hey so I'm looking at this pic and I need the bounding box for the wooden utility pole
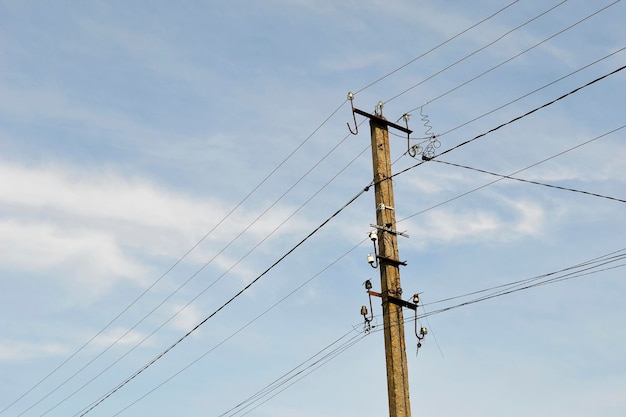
[369,113,412,417]
[349,98,415,417]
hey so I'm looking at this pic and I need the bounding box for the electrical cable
[73,184,371,416]
[432,46,626,138]
[383,0,572,104]
[384,64,626,191]
[110,237,369,417]
[390,46,624,149]
[398,125,625,222]
[353,0,520,94]
[419,260,626,319]
[216,248,626,416]
[17,10,618,414]
[0,98,349,416]
[237,333,367,417]
[432,159,626,204]
[12,9,623,416]
[95,67,625,416]
[397,0,621,113]
[183,55,626,417]
[68,152,372,416]
[34,139,372,417]
[15,107,369,417]
[421,249,626,308]
[16,119,367,417]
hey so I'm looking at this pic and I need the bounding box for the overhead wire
[66,60,626,417]
[383,0,571,105]
[10,3,597,412]
[353,0,520,94]
[397,0,621,113]
[12,5,623,416]
[73,182,372,416]
[389,46,624,149]
[114,98,624,417]
[13,109,366,417]
[433,46,626,138]
[34,136,372,417]
[110,238,370,417]
[422,249,626,308]
[419,256,626,319]
[205,12,626,412]
[215,248,626,415]
[398,125,625,222]
[383,63,626,192]
[0,98,349,416]
[2,0,515,405]
[432,159,626,204]
[11,4,526,404]
[203,66,626,416]
[236,332,367,417]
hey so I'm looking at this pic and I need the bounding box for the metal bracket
[376,255,407,266]
[368,291,417,311]
[370,224,409,238]
[377,203,394,212]
[353,108,413,134]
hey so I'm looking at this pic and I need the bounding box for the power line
[34,141,372,417]
[109,237,369,417]
[11,8,622,415]
[432,159,626,204]
[419,258,626,319]
[385,63,626,190]
[384,0,571,104]
[437,60,625,156]
[433,46,626,138]
[0,99,349,416]
[388,46,624,147]
[74,185,371,416]
[353,0,520,94]
[398,125,625,222]
[19,12,619,415]
[93,97,623,415]
[98,67,624,416]
[215,248,626,416]
[422,249,626,308]
[400,0,621,114]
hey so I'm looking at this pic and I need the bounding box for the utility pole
[349,99,415,417]
[370,114,412,417]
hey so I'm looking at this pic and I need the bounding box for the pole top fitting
[375,101,384,116]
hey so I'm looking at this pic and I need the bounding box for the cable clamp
[370,224,409,238]
[377,203,394,212]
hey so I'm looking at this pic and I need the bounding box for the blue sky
[1,1,625,416]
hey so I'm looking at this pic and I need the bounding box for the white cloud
[505,198,545,237]
[404,195,547,248]
[168,304,203,333]
[0,340,67,362]
[89,327,152,350]
[0,220,147,296]
[0,160,310,304]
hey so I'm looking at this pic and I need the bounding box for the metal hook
[413,295,427,341]
[346,92,358,135]
[402,113,416,157]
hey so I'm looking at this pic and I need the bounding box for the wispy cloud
[0,340,67,362]
[0,160,310,303]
